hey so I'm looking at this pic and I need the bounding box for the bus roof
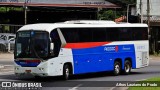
[18,21,148,33]
[64,20,116,24]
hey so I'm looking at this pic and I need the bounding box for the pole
[127,5,129,23]
[147,0,154,53]
[97,7,102,20]
[24,0,28,25]
[97,8,99,20]
[147,0,150,32]
[140,0,143,23]
[114,8,116,20]
[24,6,27,25]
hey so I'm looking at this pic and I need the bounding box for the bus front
[14,30,50,77]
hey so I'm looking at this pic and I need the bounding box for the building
[0,0,120,33]
[0,0,119,24]
[136,0,160,53]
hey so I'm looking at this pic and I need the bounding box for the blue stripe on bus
[72,44,136,74]
[15,61,40,67]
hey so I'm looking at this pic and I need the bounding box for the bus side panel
[72,54,113,74]
[134,41,149,68]
[106,41,149,69]
[72,44,136,74]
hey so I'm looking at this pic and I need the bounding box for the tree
[98,10,115,20]
[98,0,136,20]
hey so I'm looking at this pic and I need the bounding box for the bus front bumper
[14,66,49,77]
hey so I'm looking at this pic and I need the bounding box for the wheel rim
[125,64,130,73]
[115,64,120,74]
[65,68,69,78]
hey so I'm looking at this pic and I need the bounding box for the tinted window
[78,28,92,42]
[50,29,62,57]
[119,28,132,41]
[60,28,79,43]
[60,27,148,43]
[15,31,49,59]
[61,28,106,42]
[132,27,148,40]
[106,27,148,41]
[92,28,106,42]
[106,28,119,41]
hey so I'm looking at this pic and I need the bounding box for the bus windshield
[15,31,49,59]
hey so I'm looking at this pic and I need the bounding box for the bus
[14,20,149,80]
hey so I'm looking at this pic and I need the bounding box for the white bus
[14,20,149,80]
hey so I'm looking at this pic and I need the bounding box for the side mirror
[50,42,54,56]
[50,43,54,50]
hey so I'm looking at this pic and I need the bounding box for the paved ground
[150,55,160,60]
[0,59,160,90]
[0,53,160,90]
[0,53,14,61]
[0,53,14,73]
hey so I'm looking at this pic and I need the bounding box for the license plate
[25,70,31,73]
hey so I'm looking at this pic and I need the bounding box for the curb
[111,87,129,90]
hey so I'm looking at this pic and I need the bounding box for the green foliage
[98,10,114,20]
[0,7,8,12]
[129,77,160,90]
[4,25,10,31]
[98,0,136,20]
[98,9,122,20]
[0,7,23,12]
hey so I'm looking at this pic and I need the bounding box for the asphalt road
[0,60,14,65]
[0,60,160,90]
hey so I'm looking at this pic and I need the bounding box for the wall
[137,0,160,16]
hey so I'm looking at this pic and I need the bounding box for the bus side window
[132,27,148,40]
[60,28,79,43]
[92,28,106,42]
[79,28,92,42]
[141,28,148,40]
[106,28,119,41]
[119,28,132,41]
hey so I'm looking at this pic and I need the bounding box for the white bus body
[14,21,149,79]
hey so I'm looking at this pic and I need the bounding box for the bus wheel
[35,76,41,79]
[113,61,121,76]
[123,60,131,75]
[63,64,70,80]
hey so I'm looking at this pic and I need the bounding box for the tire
[35,76,41,79]
[63,64,70,80]
[123,60,131,75]
[113,61,121,76]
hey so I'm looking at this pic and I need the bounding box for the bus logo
[104,46,118,52]
[2,82,11,87]
[115,46,119,52]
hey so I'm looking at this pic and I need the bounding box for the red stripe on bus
[64,42,111,49]
[25,60,41,63]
